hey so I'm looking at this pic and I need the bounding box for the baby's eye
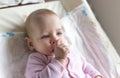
[41,35,50,39]
[57,32,63,36]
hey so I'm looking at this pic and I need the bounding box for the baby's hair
[25,9,57,38]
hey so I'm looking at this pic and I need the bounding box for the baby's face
[30,15,66,56]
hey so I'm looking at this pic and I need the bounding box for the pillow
[0,1,65,33]
[0,0,44,8]
[0,32,31,78]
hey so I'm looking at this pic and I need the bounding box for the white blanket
[61,4,120,78]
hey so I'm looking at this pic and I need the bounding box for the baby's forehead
[30,13,59,25]
[29,9,57,20]
[25,9,62,35]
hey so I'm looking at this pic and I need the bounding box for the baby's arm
[25,53,67,78]
[81,56,103,78]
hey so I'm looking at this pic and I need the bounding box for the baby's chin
[49,50,55,56]
[47,52,55,57]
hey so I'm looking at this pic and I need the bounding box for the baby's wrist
[55,57,66,64]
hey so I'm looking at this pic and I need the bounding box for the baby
[24,9,103,78]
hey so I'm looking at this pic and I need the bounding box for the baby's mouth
[51,49,54,52]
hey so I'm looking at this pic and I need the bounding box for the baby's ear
[25,37,34,51]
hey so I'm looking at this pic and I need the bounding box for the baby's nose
[50,36,59,45]
[50,40,55,45]
[50,39,57,45]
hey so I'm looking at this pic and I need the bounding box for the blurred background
[87,0,120,55]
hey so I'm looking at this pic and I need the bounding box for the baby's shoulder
[28,52,45,60]
[26,52,50,65]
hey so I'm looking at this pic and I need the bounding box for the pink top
[25,48,102,78]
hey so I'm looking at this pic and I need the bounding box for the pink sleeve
[81,56,103,78]
[25,53,67,78]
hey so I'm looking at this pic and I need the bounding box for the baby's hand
[50,39,69,64]
[95,75,103,78]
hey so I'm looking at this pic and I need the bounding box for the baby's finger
[58,44,69,53]
[56,39,62,45]
[59,39,69,47]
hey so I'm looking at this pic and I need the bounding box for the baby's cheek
[43,39,50,44]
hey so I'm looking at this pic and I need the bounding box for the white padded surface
[0,1,66,33]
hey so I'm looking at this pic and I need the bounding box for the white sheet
[61,4,120,78]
